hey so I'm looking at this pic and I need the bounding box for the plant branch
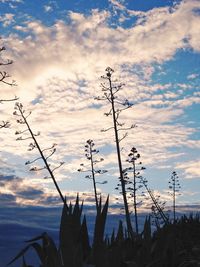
[15,103,65,204]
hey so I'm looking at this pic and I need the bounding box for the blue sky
[0,1,200,263]
[0,0,200,205]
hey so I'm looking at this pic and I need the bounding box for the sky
[0,0,200,264]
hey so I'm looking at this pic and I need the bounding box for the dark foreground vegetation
[1,46,200,267]
[8,197,200,267]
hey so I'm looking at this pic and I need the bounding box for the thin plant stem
[89,141,99,211]
[17,105,65,204]
[132,160,139,234]
[108,75,133,237]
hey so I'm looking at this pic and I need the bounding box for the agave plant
[8,195,111,267]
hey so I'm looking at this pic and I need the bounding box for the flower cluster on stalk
[78,139,107,211]
[13,102,65,203]
[0,44,18,129]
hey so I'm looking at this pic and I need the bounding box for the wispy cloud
[0,0,199,206]
[109,0,126,11]
[0,0,23,2]
[176,160,200,179]
[187,73,199,80]
[0,13,15,27]
[44,5,53,13]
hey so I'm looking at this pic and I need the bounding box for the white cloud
[0,13,14,27]
[176,160,200,179]
[109,0,126,11]
[0,0,23,8]
[0,1,199,200]
[187,73,199,80]
[0,0,22,2]
[44,5,53,13]
[4,1,200,84]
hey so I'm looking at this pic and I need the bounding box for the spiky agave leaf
[7,242,42,266]
[73,194,83,218]
[143,216,151,242]
[116,220,124,242]
[138,217,152,266]
[93,195,109,247]
[80,215,91,261]
[42,232,62,267]
[91,196,109,267]
[60,196,84,267]
[23,256,35,267]
[22,256,34,267]
[8,232,61,267]
[110,229,115,245]
[26,232,61,267]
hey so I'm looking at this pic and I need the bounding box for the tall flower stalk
[168,171,181,222]
[0,44,17,128]
[141,176,169,225]
[78,139,107,212]
[13,102,65,204]
[0,45,15,86]
[96,67,135,236]
[125,147,145,234]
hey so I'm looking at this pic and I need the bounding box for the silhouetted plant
[95,67,135,237]
[125,147,145,234]
[141,176,169,226]
[13,102,65,204]
[0,44,18,129]
[0,45,16,86]
[151,193,167,228]
[78,139,107,212]
[8,232,63,267]
[0,96,18,129]
[9,210,200,267]
[115,147,145,234]
[7,66,200,267]
[0,119,10,129]
[168,171,181,222]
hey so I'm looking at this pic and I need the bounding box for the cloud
[0,193,16,206]
[109,0,126,11]
[187,73,199,80]
[2,1,199,103]
[0,174,61,206]
[44,5,53,13]
[0,13,15,27]
[0,173,113,207]
[0,0,23,8]
[0,2,200,264]
[0,0,23,2]
[176,160,200,179]
[0,0,199,204]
